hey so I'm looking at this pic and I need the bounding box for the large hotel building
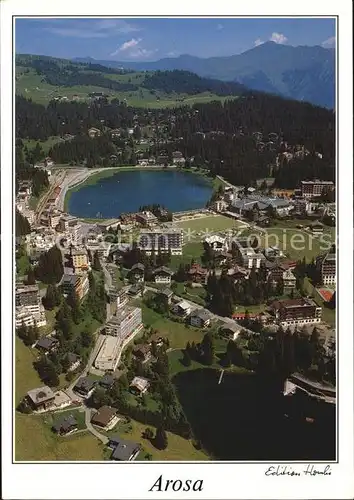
[137,228,183,255]
[271,298,322,327]
[300,180,334,198]
[104,305,143,341]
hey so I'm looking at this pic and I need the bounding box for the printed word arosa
[149,475,203,492]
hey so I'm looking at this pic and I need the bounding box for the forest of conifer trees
[16,91,335,188]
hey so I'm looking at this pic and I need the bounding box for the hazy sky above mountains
[16,17,336,61]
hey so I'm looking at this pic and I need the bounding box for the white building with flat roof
[94,336,122,372]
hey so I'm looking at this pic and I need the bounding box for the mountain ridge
[73,42,335,108]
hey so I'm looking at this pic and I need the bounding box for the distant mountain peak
[54,42,335,109]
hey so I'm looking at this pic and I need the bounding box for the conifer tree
[155,425,168,450]
[92,251,102,271]
[67,289,81,324]
[25,267,36,285]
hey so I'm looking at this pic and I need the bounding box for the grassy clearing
[40,307,58,335]
[23,136,62,155]
[16,68,237,109]
[15,336,42,405]
[15,413,104,461]
[125,392,160,413]
[15,335,104,461]
[110,418,209,461]
[170,242,204,270]
[258,227,335,263]
[174,283,207,307]
[139,302,204,349]
[168,349,209,376]
[233,304,266,315]
[176,215,243,234]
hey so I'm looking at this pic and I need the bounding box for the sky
[15,18,336,61]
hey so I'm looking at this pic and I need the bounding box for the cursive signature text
[265,464,332,477]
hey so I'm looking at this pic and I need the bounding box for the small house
[219,322,241,341]
[283,269,297,294]
[158,288,173,304]
[172,151,185,165]
[87,127,101,138]
[153,266,174,284]
[130,376,150,395]
[133,344,152,363]
[73,376,97,398]
[187,264,209,285]
[149,333,165,347]
[108,436,141,461]
[91,406,119,430]
[156,154,169,165]
[309,220,324,235]
[128,283,144,297]
[264,246,282,260]
[99,373,115,390]
[35,336,59,354]
[172,300,191,318]
[52,414,78,436]
[135,211,158,227]
[110,129,121,139]
[66,352,81,372]
[26,386,55,411]
[190,309,211,328]
[128,263,145,283]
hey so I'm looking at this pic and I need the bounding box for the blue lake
[67,169,214,218]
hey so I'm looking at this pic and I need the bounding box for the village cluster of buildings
[213,179,335,226]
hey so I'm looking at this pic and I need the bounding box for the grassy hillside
[15,55,240,108]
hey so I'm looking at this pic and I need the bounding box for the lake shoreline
[63,166,214,219]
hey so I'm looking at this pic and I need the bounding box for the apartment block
[137,228,183,255]
[271,298,322,327]
[61,274,89,300]
[104,306,143,342]
[15,306,47,328]
[16,284,40,307]
[300,180,334,198]
[235,246,265,269]
[71,248,89,271]
[316,252,336,285]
